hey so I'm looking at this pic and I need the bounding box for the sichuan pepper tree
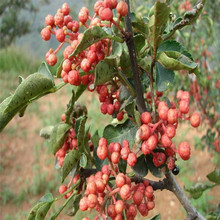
[0,0,219,219]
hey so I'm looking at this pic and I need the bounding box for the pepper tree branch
[122,1,206,219]
[124,0,146,113]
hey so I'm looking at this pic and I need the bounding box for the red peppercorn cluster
[58,174,80,199]
[97,84,125,121]
[56,114,93,167]
[97,138,137,167]
[79,165,156,219]
[41,1,128,87]
[138,90,201,170]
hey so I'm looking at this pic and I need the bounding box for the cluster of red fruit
[41,1,128,88]
[79,165,156,220]
[56,115,92,167]
[138,90,201,170]
[58,174,80,199]
[98,84,125,121]
[97,138,137,167]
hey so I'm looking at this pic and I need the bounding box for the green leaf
[27,202,47,220]
[207,169,220,184]
[56,59,64,78]
[93,147,108,171]
[75,84,87,101]
[0,96,18,132]
[80,153,87,168]
[38,193,54,203]
[148,1,170,52]
[5,72,54,113]
[132,155,148,177]
[103,119,138,148]
[120,45,133,78]
[157,40,193,60]
[119,84,131,103]
[49,123,72,155]
[146,155,162,178]
[157,51,198,72]
[76,116,87,152]
[67,194,82,216]
[70,26,117,57]
[134,34,146,55]
[131,12,149,36]
[35,202,52,220]
[118,159,127,174]
[149,214,161,220]
[156,62,174,92]
[124,99,136,117]
[184,182,214,199]
[38,62,55,84]
[111,41,123,58]
[91,130,100,148]
[94,57,118,86]
[61,150,80,182]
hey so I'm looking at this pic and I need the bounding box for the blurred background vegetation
[0,0,219,219]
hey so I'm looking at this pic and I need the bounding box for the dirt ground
[0,90,219,220]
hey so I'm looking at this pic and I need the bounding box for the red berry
[100,103,108,114]
[99,7,113,21]
[56,29,65,42]
[55,12,64,27]
[147,201,155,210]
[115,200,124,214]
[62,59,72,72]
[81,75,89,85]
[107,104,115,115]
[87,194,98,208]
[147,135,158,151]
[133,191,143,205]
[111,151,120,164]
[178,141,190,160]
[116,1,128,16]
[78,9,88,23]
[190,112,201,127]
[81,58,91,72]
[145,185,153,199]
[86,181,97,194]
[127,152,137,167]
[113,143,121,152]
[139,124,151,140]
[59,185,67,194]
[41,28,51,41]
[79,197,88,211]
[107,204,117,218]
[95,179,106,193]
[68,70,81,86]
[45,14,54,26]
[62,3,70,15]
[127,204,137,217]
[120,146,130,160]
[63,46,74,59]
[181,91,190,102]
[176,90,183,100]
[141,141,151,155]
[153,152,166,167]
[114,100,121,111]
[166,124,176,139]
[167,157,175,170]
[120,184,131,200]
[64,15,72,25]
[167,109,178,124]
[138,203,148,216]
[159,106,169,120]
[156,91,163,97]
[116,173,126,188]
[97,145,108,160]
[117,111,124,121]
[179,100,189,114]
[47,53,57,66]
[94,1,104,13]
[140,112,151,124]
[161,134,172,147]
[158,101,168,111]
